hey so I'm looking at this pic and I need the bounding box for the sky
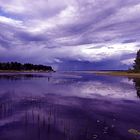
[0,0,139,70]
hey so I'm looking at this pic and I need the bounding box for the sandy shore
[90,71,140,78]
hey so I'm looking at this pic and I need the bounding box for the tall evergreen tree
[133,50,140,72]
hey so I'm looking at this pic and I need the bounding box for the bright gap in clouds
[0,0,139,70]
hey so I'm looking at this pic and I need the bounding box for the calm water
[0,72,140,140]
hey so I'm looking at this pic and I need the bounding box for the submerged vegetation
[0,62,54,72]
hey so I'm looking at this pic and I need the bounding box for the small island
[0,62,54,72]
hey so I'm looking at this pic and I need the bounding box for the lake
[0,72,140,140]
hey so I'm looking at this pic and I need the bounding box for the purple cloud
[0,0,140,70]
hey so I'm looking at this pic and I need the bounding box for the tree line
[0,62,54,71]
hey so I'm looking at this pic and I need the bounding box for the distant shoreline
[90,71,140,78]
[0,62,54,72]
[0,70,139,78]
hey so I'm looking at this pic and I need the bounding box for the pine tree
[133,50,140,72]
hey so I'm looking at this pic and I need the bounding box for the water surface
[0,72,140,140]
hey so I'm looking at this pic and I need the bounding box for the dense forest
[0,62,54,71]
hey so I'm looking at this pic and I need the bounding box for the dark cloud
[122,39,137,44]
[57,59,128,71]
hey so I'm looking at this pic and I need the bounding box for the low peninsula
[0,62,54,72]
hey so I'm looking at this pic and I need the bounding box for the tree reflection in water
[133,78,140,98]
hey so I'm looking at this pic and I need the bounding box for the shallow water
[0,72,140,140]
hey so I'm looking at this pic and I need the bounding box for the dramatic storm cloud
[0,0,139,70]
